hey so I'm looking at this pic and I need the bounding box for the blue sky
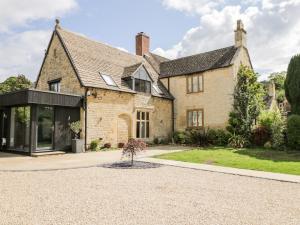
[1,0,300,82]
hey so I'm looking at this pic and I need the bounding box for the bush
[251,126,270,146]
[103,143,112,149]
[207,129,231,146]
[287,115,300,150]
[90,139,100,151]
[153,137,159,145]
[186,129,210,147]
[173,131,187,144]
[118,143,125,148]
[228,134,248,148]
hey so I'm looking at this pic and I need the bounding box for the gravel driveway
[0,163,299,225]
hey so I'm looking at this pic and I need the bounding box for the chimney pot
[136,32,150,56]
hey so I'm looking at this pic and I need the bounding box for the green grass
[155,147,300,175]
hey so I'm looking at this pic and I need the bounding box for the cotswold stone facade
[33,19,252,149]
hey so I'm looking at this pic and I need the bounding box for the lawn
[155,147,300,175]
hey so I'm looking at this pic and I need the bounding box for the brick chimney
[136,32,150,56]
[235,20,247,48]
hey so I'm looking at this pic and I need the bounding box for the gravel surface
[0,165,299,225]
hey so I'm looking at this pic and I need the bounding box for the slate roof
[55,28,173,99]
[159,46,238,78]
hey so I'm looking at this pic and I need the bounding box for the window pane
[192,76,198,92]
[101,74,117,87]
[192,111,198,127]
[141,122,146,138]
[137,111,140,120]
[187,111,192,127]
[146,121,149,138]
[146,112,149,121]
[141,112,145,120]
[136,122,140,138]
[135,79,140,92]
[145,81,151,93]
[198,111,203,127]
[140,80,145,92]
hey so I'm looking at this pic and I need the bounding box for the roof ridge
[161,45,236,64]
[57,27,143,60]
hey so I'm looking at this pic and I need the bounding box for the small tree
[70,121,81,139]
[285,55,300,115]
[227,65,264,142]
[122,139,146,166]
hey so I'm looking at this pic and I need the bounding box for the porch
[0,89,83,156]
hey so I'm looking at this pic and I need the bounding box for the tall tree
[227,65,265,141]
[0,75,32,94]
[285,55,300,115]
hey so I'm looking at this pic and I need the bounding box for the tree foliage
[285,55,300,115]
[269,71,286,103]
[122,139,146,166]
[227,65,264,141]
[0,75,32,94]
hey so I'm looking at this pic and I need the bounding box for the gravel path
[0,165,299,225]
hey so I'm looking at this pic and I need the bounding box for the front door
[36,106,54,151]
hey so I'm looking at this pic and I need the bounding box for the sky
[1,0,300,82]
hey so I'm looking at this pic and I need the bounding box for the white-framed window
[187,74,203,93]
[187,109,204,128]
[136,111,150,138]
[101,74,118,87]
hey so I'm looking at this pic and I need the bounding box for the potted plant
[70,121,84,153]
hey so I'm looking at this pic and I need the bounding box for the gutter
[84,88,88,151]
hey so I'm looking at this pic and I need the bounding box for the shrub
[173,131,187,144]
[70,121,81,139]
[287,115,300,150]
[153,137,159,145]
[118,143,125,148]
[187,129,210,147]
[90,139,100,151]
[122,139,147,166]
[103,143,112,149]
[228,134,248,148]
[251,126,270,146]
[208,129,231,146]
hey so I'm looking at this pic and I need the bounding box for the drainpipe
[84,88,89,152]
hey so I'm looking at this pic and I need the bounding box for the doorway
[37,106,54,151]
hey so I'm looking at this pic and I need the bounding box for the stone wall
[35,33,84,95]
[86,89,172,147]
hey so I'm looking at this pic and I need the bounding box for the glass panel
[198,111,203,127]
[141,122,146,138]
[137,111,140,120]
[49,82,60,92]
[101,74,117,87]
[192,111,198,127]
[140,80,145,92]
[141,112,145,120]
[136,122,140,138]
[145,81,151,93]
[146,121,149,138]
[37,106,54,150]
[192,76,198,92]
[135,79,140,92]
[9,107,31,152]
[146,112,149,121]
[188,111,193,127]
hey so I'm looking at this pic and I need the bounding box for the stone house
[0,20,252,155]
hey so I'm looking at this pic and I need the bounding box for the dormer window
[101,74,118,87]
[135,79,151,93]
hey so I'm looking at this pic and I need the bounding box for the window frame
[186,109,204,128]
[134,78,151,94]
[186,74,204,94]
[48,78,61,92]
[136,111,150,139]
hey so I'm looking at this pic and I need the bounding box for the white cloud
[0,0,77,32]
[0,0,77,82]
[157,0,300,79]
[0,30,51,81]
